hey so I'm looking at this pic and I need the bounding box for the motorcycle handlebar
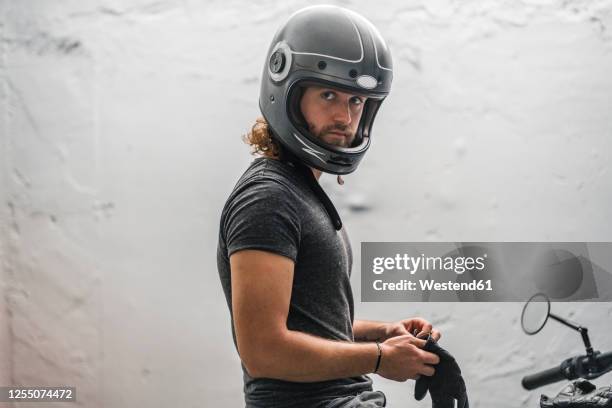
[522,365,566,390]
[522,351,612,390]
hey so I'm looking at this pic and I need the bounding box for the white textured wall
[1,1,611,407]
[0,15,11,399]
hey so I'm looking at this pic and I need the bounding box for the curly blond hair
[242,117,280,158]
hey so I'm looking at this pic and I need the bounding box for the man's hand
[377,335,440,382]
[381,318,441,342]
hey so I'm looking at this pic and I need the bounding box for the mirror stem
[580,327,594,357]
[550,313,594,356]
[549,313,580,331]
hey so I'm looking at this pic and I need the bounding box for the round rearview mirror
[521,293,551,335]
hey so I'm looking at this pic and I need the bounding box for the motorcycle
[520,293,612,407]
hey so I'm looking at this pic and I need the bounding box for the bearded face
[299,86,367,148]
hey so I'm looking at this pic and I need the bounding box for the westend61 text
[373,279,493,291]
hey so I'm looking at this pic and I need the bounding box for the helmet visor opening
[287,79,384,152]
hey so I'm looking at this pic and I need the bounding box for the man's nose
[331,101,352,125]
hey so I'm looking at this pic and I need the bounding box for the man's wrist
[354,320,389,342]
[373,341,383,373]
[368,321,389,342]
[375,322,390,341]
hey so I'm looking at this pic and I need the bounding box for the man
[217,6,441,407]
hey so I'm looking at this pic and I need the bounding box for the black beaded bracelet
[373,341,382,373]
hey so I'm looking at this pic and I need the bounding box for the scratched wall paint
[1,1,611,407]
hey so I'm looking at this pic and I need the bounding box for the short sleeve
[224,179,301,262]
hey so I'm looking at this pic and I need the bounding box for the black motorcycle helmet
[259,5,393,175]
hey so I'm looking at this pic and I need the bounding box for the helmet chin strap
[278,147,343,231]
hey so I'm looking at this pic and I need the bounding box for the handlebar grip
[522,365,566,390]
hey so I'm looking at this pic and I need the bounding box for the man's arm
[231,249,439,383]
[353,319,388,342]
[231,249,380,382]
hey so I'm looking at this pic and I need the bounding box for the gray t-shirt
[217,157,373,407]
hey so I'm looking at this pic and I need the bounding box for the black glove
[540,379,612,407]
[414,334,469,408]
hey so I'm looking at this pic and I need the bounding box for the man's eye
[322,91,335,100]
[351,97,364,105]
